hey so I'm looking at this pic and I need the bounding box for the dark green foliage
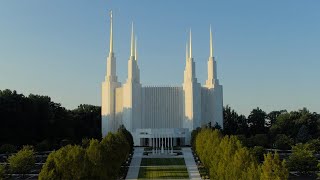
[0,164,5,180]
[251,146,265,162]
[287,143,318,175]
[247,107,267,135]
[0,89,101,147]
[35,140,50,152]
[274,134,293,150]
[7,145,35,175]
[0,144,17,154]
[252,134,268,147]
[306,138,320,153]
[191,127,201,149]
[118,125,134,152]
[223,105,248,135]
[39,130,131,179]
[296,125,310,143]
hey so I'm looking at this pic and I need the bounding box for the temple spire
[189,29,192,58]
[135,36,137,60]
[109,10,113,54]
[210,25,213,57]
[186,42,189,60]
[130,22,135,57]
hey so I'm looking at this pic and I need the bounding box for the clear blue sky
[0,0,319,115]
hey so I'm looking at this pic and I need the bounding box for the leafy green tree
[7,145,35,175]
[287,143,318,175]
[274,134,293,150]
[307,138,320,153]
[0,164,5,180]
[39,145,87,180]
[195,128,261,180]
[296,125,310,143]
[223,106,248,135]
[260,152,288,180]
[248,107,267,135]
[118,125,134,152]
[266,110,287,127]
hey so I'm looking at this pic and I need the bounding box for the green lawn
[140,158,185,166]
[138,158,189,179]
[138,166,189,179]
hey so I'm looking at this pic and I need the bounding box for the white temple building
[101,12,223,146]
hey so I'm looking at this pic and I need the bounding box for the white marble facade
[102,12,223,146]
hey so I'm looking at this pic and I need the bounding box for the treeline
[223,106,320,149]
[192,128,288,179]
[0,89,101,149]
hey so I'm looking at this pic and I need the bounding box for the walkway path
[126,147,144,180]
[182,147,201,180]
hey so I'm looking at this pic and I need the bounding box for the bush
[7,145,35,175]
[287,143,318,174]
[0,144,17,154]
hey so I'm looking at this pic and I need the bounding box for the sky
[0,0,319,115]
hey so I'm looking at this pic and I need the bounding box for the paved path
[126,147,144,180]
[182,147,201,180]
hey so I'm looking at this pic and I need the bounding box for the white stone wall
[141,87,184,129]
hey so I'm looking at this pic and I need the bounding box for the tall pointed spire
[109,10,113,54]
[135,36,137,60]
[130,22,135,57]
[210,25,213,57]
[189,29,192,58]
[186,42,189,60]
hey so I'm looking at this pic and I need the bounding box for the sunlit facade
[101,12,223,146]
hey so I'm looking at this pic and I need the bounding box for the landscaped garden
[138,157,189,179]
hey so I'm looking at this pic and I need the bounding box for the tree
[260,152,288,180]
[7,145,35,175]
[287,143,318,175]
[248,107,267,135]
[307,138,320,153]
[39,145,87,180]
[0,164,5,180]
[266,110,287,127]
[223,106,249,135]
[296,125,310,143]
[274,134,293,150]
